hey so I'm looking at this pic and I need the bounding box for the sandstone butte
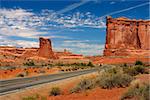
[104,16,150,57]
[38,37,57,59]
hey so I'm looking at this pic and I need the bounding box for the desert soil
[0,73,149,100]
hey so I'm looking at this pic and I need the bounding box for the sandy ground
[49,87,126,100]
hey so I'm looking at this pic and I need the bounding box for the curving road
[0,68,97,95]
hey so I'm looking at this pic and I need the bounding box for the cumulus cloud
[0,39,39,48]
[0,8,46,39]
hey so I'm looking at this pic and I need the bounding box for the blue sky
[0,0,149,55]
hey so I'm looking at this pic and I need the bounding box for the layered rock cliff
[104,16,150,57]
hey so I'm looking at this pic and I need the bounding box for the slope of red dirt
[49,87,126,100]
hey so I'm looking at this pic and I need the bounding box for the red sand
[48,87,126,100]
[90,56,150,65]
[0,67,59,79]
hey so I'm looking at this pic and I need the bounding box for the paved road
[0,68,97,95]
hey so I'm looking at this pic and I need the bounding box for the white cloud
[0,8,33,18]
[41,10,106,29]
[61,41,104,55]
[0,39,39,48]
[0,8,105,55]
[0,8,46,39]
[0,26,46,38]
[0,8,105,39]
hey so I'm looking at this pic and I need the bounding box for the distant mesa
[104,16,150,57]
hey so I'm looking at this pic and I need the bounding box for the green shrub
[16,72,28,77]
[70,78,95,93]
[135,60,143,65]
[87,62,95,67]
[101,66,123,75]
[97,73,133,89]
[80,63,87,66]
[24,60,35,66]
[121,83,149,100]
[97,67,133,89]
[123,63,127,67]
[50,87,61,96]
[124,65,146,76]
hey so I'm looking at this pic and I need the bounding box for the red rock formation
[104,16,150,57]
[38,37,56,59]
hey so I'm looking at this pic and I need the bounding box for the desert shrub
[55,63,91,67]
[135,60,143,65]
[61,69,64,71]
[123,65,146,76]
[70,78,95,93]
[97,73,133,89]
[80,63,87,66]
[41,64,47,66]
[16,73,25,77]
[24,60,35,66]
[101,66,123,75]
[50,87,61,96]
[123,63,127,67]
[87,62,95,67]
[121,83,149,100]
[16,71,28,77]
[97,67,133,89]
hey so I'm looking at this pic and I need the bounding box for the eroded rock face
[38,37,56,59]
[104,16,150,57]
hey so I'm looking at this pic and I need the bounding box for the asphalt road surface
[0,68,97,95]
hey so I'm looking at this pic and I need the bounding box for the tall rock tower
[104,16,150,57]
[38,37,56,59]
